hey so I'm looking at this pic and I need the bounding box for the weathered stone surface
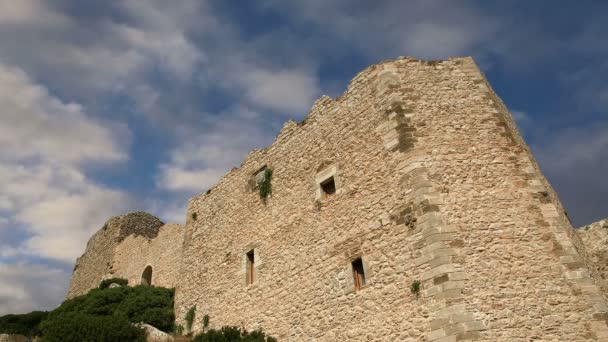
[135,323,174,342]
[577,219,608,297]
[68,57,608,341]
[67,212,182,298]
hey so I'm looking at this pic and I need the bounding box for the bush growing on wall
[185,305,196,334]
[258,168,273,203]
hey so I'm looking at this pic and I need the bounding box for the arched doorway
[141,265,152,286]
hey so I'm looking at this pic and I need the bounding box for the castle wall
[67,57,608,341]
[67,224,120,298]
[66,212,167,298]
[578,219,608,296]
[174,57,608,341]
[112,223,185,289]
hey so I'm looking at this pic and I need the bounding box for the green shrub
[202,314,210,330]
[99,277,128,289]
[42,285,175,336]
[0,310,48,336]
[410,279,421,296]
[39,312,146,342]
[173,324,184,336]
[258,168,273,203]
[193,326,277,342]
[185,305,196,333]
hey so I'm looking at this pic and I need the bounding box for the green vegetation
[193,326,277,342]
[39,313,146,342]
[202,314,210,331]
[258,168,273,203]
[0,284,176,340]
[45,285,175,332]
[185,305,196,333]
[411,279,421,297]
[0,286,279,341]
[99,277,128,289]
[0,310,48,337]
[173,323,184,335]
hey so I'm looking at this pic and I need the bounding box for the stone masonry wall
[578,219,608,297]
[67,212,166,298]
[112,223,185,289]
[174,57,608,341]
[68,56,608,341]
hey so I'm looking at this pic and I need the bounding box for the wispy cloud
[157,105,275,194]
[0,0,607,316]
[0,63,132,263]
[0,262,69,314]
[533,123,608,226]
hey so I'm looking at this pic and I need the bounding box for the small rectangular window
[246,250,255,285]
[352,258,366,291]
[321,177,336,199]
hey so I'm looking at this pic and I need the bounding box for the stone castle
[67,57,608,341]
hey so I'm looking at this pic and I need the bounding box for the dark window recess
[141,265,152,286]
[321,177,336,199]
[246,250,255,285]
[352,258,366,291]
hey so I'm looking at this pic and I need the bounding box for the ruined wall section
[112,223,185,289]
[67,212,165,298]
[578,219,608,296]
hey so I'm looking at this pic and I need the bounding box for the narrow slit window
[352,258,366,291]
[321,177,336,199]
[246,250,255,285]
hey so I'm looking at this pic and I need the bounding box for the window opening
[321,177,336,199]
[352,258,366,291]
[141,265,152,286]
[246,250,255,285]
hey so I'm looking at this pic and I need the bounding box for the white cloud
[403,21,489,58]
[240,68,319,114]
[0,63,132,263]
[0,1,205,105]
[533,123,608,226]
[0,63,129,164]
[511,110,529,123]
[536,124,608,170]
[143,198,186,224]
[0,262,69,315]
[157,106,275,193]
[561,61,608,112]
[158,166,227,192]
[261,0,500,60]
[110,22,203,81]
[0,0,68,27]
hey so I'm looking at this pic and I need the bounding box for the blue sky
[0,0,606,314]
